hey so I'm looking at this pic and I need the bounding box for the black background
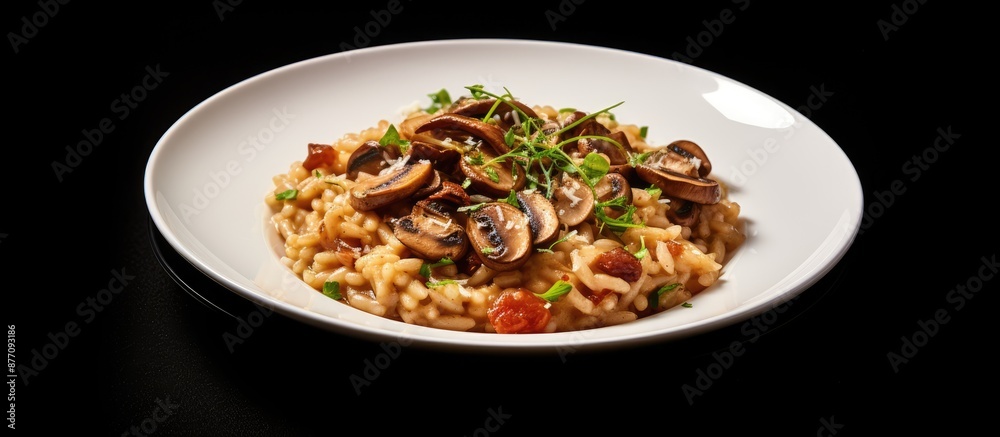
[4,1,995,435]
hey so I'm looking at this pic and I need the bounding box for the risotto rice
[264,86,745,333]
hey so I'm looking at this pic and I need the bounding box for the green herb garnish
[535,280,573,302]
[633,236,648,260]
[275,189,298,200]
[423,88,452,113]
[419,257,455,278]
[648,283,681,309]
[322,281,342,300]
[379,124,410,153]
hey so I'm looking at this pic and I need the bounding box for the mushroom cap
[594,172,633,219]
[415,113,511,155]
[578,131,634,166]
[551,173,595,227]
[408,140,461,170]
[635,164,721,205]
[345,140,390,179]
[393,210,469,261]
[348,161,435,211]
[465,202,533,272]
[448,97,540,132]
[667,139,712,177]
[516,190,561,247]
[664,197,702,227]
[458,146,526,199]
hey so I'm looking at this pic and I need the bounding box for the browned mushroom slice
[578,131,634,167]
[664,197,702,227]
[346,140,407,179]
[667,140,712,177]
[411,169,444,199]
[643,148,700,178]
[345,141,389,179]
[560,111,595,137]
[448,97,539,132]
[465,202,533,272]
[515,190,560,246]
[393,210,469,261]
[551,173,594,226]
[410,198,459,220]
[425,181,471,206]
[458,146,525,199]
[348,162,434,211]
[449,97,539,119]
[635,164,721,205]
[415,113,511,155]
[540,119,561,136]
[407,140,461,170]
[593,172,633,219]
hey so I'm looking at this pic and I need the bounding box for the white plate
[144,39,862,352]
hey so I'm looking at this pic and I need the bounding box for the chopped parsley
[648,283,680,309]
[322,281,342,300]
[536,230,578,254]
[275,189,298,200]
[633,236,648,260]
[535,280,573,302]
[425,279,459,288]
[419,257,455,278]
[423,88,452,113]
[379,124,410,152]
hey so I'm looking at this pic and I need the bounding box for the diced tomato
[488,288,551,334]
[595,247,642,282]
[583,288,614,305]
[302,143,337,171]
[666,240,683,257]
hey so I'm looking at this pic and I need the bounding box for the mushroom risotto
[264,85,745,333]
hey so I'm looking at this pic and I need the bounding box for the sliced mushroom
[667,140,712,177]
[398,112,435,139]
[410,198,460,219]
[593,172,633,219]
[345,141,390,179]
[425,181,471,206]
[635,164,721,205]
[393,209,469,261]
[664,197,702,227]
[348,161,434,211]
[415,113,511,155]
[448,97,539,132]
[411,169,444,199]
[643,148,700,178]
[551,172,594,226]
[407,140,461,171]
[458,146,526,198]
[578,130,634,167]
[465,202,533,272]
[516,190,560,246]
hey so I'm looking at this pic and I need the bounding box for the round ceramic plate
[144,39,862,352]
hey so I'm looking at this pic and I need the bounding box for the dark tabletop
[5,1,994,435]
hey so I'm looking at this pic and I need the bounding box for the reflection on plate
[144,39,862,352]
